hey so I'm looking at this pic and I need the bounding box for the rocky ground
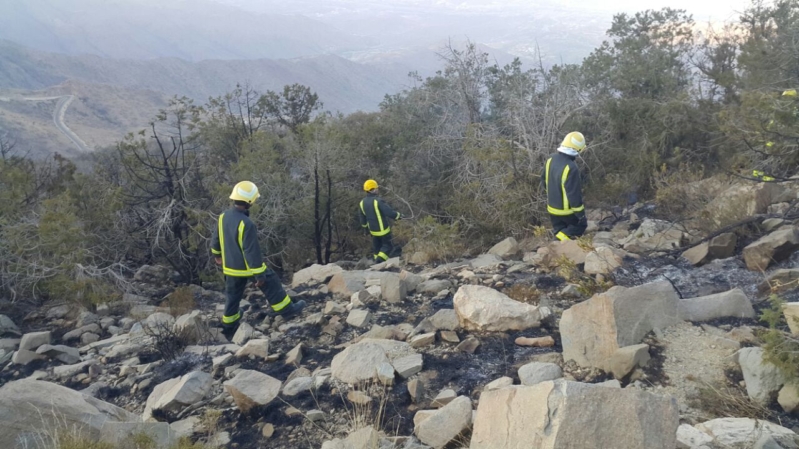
[1,182,799,449]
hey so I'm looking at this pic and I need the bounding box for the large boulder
[696,418,798,449]
[223,370,282,413]
[678,288,755,322]
[453,285,549,332]
[0,380,140,448]
[143,371,212,419]
[470,381,679,449]
[708,182,782,227]
[736,347,787,404]
[414,396,473,448]
[743,227,799,271]
[488,237,520,260]
[560,281,680,371]
[292,263,344,287]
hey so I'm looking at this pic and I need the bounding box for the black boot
[275,299,306,319]
[221,320,241,341]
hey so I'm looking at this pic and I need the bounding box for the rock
[148,371,212,416]
[134,264,173,283]
[784,302,799,335]
[682,242,711,266]
[235,339,269,360]
[0,380,139,448]
[170,417,199,439]
[485,377,514,391]
[431,389,457,408]
[306,410,325,423]
[470,254,504,269]
[209,431,230,447]
[53,360,97,379]
[0,338,19,352]
[381,274,408,304]
[347,390,373,405]
[286,343,303,366]
[99,422,176,447]
[408,378,425,403]
[440,331,460,343]
[11,349,46,365]
[518,362,563,386]
[262,423,275,438]
[407,251,433,265]
[77,311,100,327]
[470,380,679,449]
[545,239,591,265]
[223,370,282,413]
[331,341,389,384]
[678,288,755,322]
[778,384,799,413]
[324,301,346,315]
[328,271,392,298]
[292,263,344,287]
[676,423,715,449]
[560,281,679,371]
[584,246,626,274]
[393,353,424,378]
[453,285,548,332]
[81,332,101,345]
[173,311,209,344]
[410,332,436,348]
[36,344,81,364]
[743,227,799,271]
[761,269,799,294]
[560,284,582,298]
[415,396,472,448]
[737,347,786,404]
[231,322,255,346]
[514,336,555,347]
[377,362,395,386]
[346,309,372,328]
[696,418,798,448]
[488,237,520,260]
[608,344,651,380]
[456,337,480,353]
[621,219,685,252]
[19,331,51,351]
[282,377,314,397]
[46,305,71,320]
[709,232,738,259]
[416,279,453,294]
[754,434,787,449]
[428,309,459,331]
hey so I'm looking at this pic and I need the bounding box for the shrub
[760,295,799,383]
[164,287,197,317]
[503,283,540,305]
[397,216,470,262]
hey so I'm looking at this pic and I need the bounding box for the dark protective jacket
[541,151,584,216]
[359,193,401,236]
[210,207,268,278]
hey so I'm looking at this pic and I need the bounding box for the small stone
[456,337,480,354]
[235,339,269,360]
[561,284,581,298]
[262,423,275,438]
[440,331,460,343]
[485,376,513,391]
[282,377,314,397]
[307,410,325,423]
[347,390,372,405]
[346,309,372,328]
[518,362,563,386]
[431,389,457,408]
[777,384,799,413]
[231,322,255,346]
[377,363,395,386]
[408,378,425,404]
[410,332,436,348]
[393,353,423,378]
[514,336,555,347]
[19,331,51,351]
[324,301,346,315]
[286,343,304,366]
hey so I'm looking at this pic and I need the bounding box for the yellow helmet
[229,181,260,204]
[363,179,378,192]
[782,89,797,97]
[561,132,586,152]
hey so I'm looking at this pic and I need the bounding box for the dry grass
[164,287,198,317]
[341,380,392,434]
[503,283,540,305]
[691,381,775,421]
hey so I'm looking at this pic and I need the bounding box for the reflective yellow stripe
[223,267,254,276]
[271,295,291,312]
[545,158,551,192]
[556,231,571,241]
[561,165,570,211]
[377,252,389,261]
[218,213,226,268]
[370,228,391,236]
[360,200,365,215]
[211,248,221,255]
[547,205,584,216]
[222,311,241,324]
[374,200,385,233]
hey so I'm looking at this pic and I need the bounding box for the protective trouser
[223,268,292,330]
[371,233,394,262]
[550,214,587,241]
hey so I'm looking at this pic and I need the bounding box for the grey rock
[737,347,787,404]
[19,331,51,351]
[223,369,282,413]
[393,353,424,378]
[36,344,81,364]
[518,362,563,386]
[678,288,755,322]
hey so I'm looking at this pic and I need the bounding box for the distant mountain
[0,40,411,114]
[0,0,358,61]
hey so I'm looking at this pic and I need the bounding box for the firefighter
[359,179,403,263]
[542,132,588,241]
[211,181,305,339]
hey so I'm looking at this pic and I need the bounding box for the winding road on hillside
[0,94,90,153]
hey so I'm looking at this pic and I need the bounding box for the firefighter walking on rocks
[542,132,588,241]
[359,179,403,263]
[211,181,305,339]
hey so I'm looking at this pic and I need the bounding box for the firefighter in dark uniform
[359,179,403,263]
[211,181,305,338]
[542,132,588,241]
